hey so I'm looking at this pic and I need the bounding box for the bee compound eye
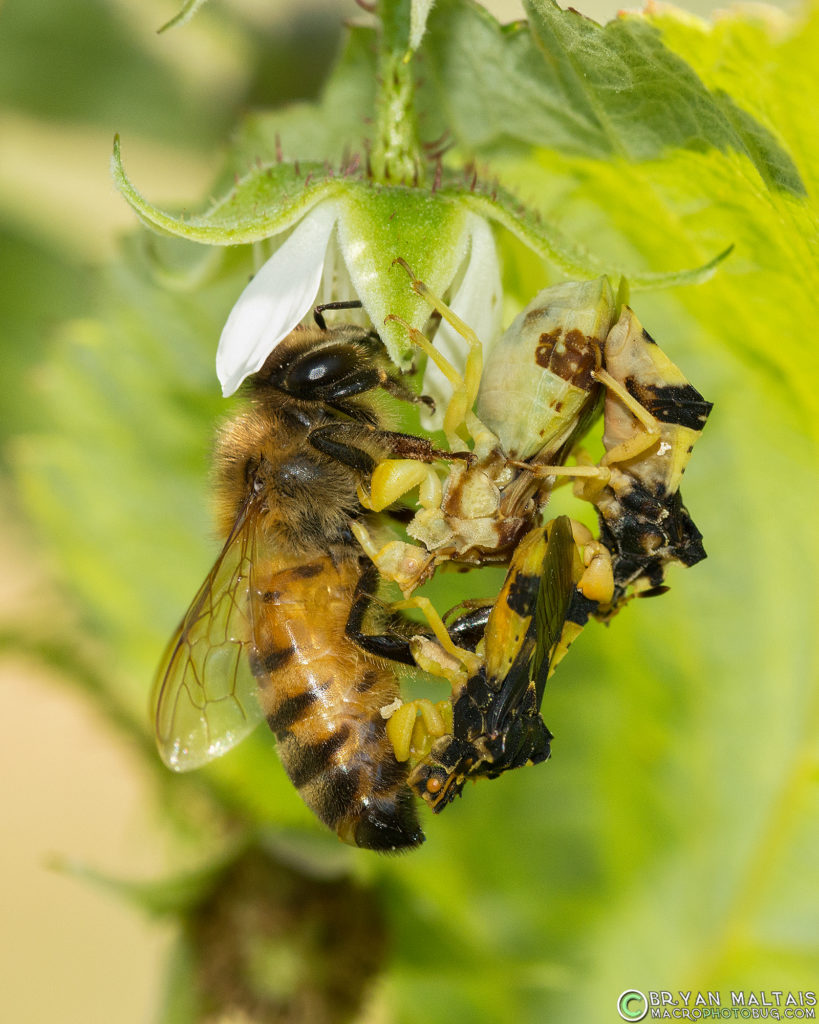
[284,345,359,396]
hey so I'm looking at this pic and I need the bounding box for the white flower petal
[421,213,503,430]
[216,201,340,396]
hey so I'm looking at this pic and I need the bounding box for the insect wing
[532,515,576,705]
[152,498,266,771]
[482,525,551,733]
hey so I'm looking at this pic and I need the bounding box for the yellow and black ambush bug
[385,515,613,812]
[520,302,714,611]
[587,306,713,605]
[404,517,576,810]
[358,265,712,616]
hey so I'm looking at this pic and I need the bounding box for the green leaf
[648,3,818,197]
[421,0,804,194]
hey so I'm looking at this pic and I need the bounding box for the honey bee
[152,310,468,852]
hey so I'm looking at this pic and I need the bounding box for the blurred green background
[1,1,816,1023]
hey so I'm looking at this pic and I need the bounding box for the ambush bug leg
[409,633,470,690]
[384,313,461,388]
[509,458,613,509]
[349,520,433,596]
[391,595,482,679]
[592,367,662,466]
[385,698,452,763]
[359,458,443,513]
[385,313,470,451]
[510,459,611,484]
[566,519,615,605]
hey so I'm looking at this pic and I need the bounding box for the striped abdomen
[249,556,423,852]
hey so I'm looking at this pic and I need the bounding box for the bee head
[256,327,384,415]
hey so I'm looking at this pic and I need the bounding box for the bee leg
[345,565,455,764]
[308,421,470,469]
[369,428,475,465]
[445,604,492,651]
[378,372,437,415]
[312,298,362,330]
[345,562,420,665]
[305,427,378,476]
[322,368,435,416]
[385,698,452,763]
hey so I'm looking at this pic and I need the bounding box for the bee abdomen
[249,558,424,851]
[274,712,424,852]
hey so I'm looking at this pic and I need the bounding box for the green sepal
[451,182,734,289]
[112,136,344,243]
[336,186,471,362]
[113,134,476,365]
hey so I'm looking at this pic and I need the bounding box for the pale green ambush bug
[357,267,712,802]
[355,263,711,611]
[352,264,616,596]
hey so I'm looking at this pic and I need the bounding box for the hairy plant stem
[371,0,424,186]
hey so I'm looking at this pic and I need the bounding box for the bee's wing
[151,496,266,771]
[531,515,576,705]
